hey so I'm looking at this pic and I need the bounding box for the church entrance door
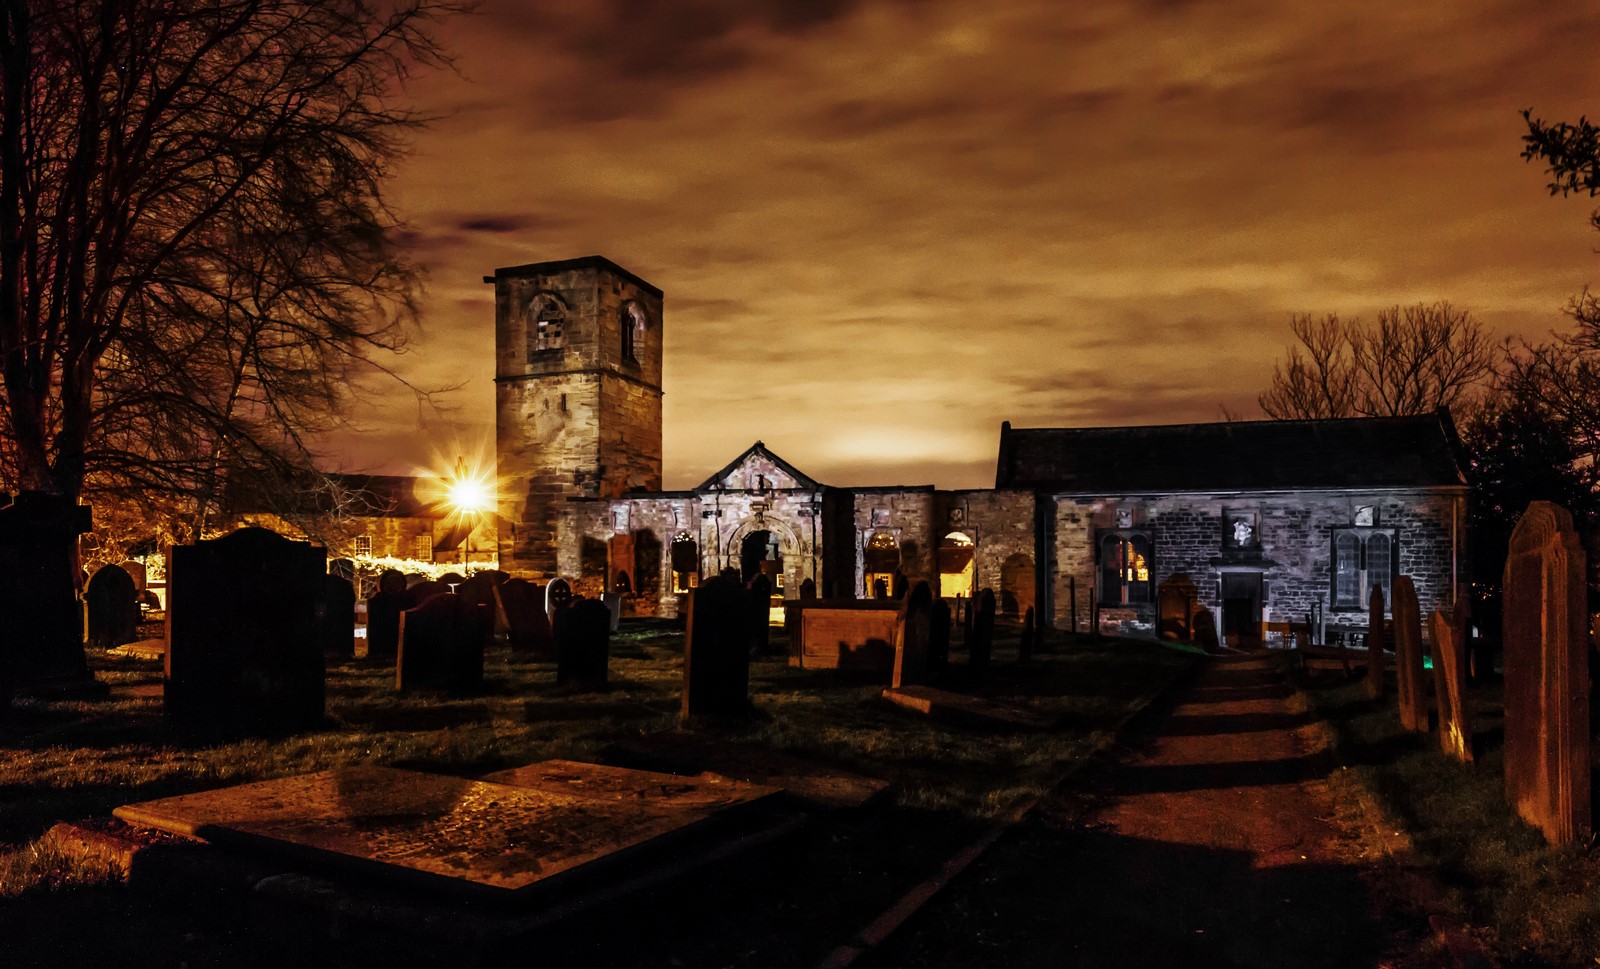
[1221,572,1263,649]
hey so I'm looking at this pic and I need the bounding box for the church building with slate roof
[489,256,1470,647]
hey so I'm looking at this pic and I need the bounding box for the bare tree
[0,0,462,514]
[1258,302,1494,420]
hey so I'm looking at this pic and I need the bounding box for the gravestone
[601,592,624,632]
[456,573,502,642]
[747,572,772,655]
[1428,607,1473,764]
[799,578,817,601]
[928,598,952,673]
[404,580,445,610]
[166,527,324,738]
[1502,501,1589,845]
[437,572,466,590]
[1391,576,1426,733]
[1019,606,1036,662]
[546,578,573,624]
[378,569,407,597]
[498,580,554,658]
[396,593,486,694]
[1193,610,1220,653]
[1365,585,1386,700]
[892,581,934,689]
[320,574,357,658]
[365,590,403,662]
[117,560,148,592]
[85,564,139,651]
[872,578,887,600]
[554,598,611,691]
[963,595,976,643]
[891,571,908,600]
[682,575,751,720]
[0,492,97,710]
[328,558,355,583]
[969,588,996,673]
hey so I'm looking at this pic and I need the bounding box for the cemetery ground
[0,621,1192,968]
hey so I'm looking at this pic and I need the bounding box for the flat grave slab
[114,764,781,900]
[881,685,1054,730]
[603,733,891,811]
[106,638,164,661]
[480,759,771,812]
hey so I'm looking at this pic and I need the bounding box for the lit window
[415,534,433,562]
[1099,532,1152,606]
[1332,527,1398,609]
[353,535,372,557]
[527,294,567,359]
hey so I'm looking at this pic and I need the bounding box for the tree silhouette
[0,0,461,521]
[1257,302,1494,420]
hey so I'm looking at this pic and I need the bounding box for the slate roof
[995,410,1468,494]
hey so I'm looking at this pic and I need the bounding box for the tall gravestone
[166,527,325,738]
[1365,585,1386,700]
[497,579,553,658]
[747,572,772,655]
[554,597,611,691]
[892,582,934,689]
[1019,606,1036,662]
[799,578,817,601]
[396,593,486,694]
[1192,609,1220,653]
[1428,606,1473,764]
[1502,501,1589,845]
[545,577,573,624]
[969,588,996,673]
[320,574,357,658]
[1391,576,1426,733]
[85,564,139,651]
[364,569,407,662]
[0,492,97,713]
[682,575,751,720]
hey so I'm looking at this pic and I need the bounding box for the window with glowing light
[1331,527,1397,610]
[1099,533,1152,606]
[864,530,899,598]
[353,535,372,557]
[415,534,433,562]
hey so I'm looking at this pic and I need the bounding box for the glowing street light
[445,456,491,516]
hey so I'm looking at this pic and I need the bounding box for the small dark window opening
[621,301,646,363]
[528,294,566,360]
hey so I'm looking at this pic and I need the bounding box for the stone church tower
[486,256,663,575]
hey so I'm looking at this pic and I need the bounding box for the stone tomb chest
[114,762,781,901]
[784,600,902,672]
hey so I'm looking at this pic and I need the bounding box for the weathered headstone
[1502,501,1589,845]
[969,588,996,673]
[396,593,486,695]
[928,598,952,673]
[404,579,445,610]
[799,577,817,601]
[0,492,97,710]
[963,595,975,642]
[554,597,611,691]
[85,564,139,651]
[328,558,355,583]
[166,527,324,738]
[872,578,888,600]
[545,577,573,624]
[437,571,466,590]
[496,580,552,658]
[117,560,148,592]
[378,569,406,597]
[456,573,502,642]
[1019,605,1036,662]
[365,590,403,662]
[1365,585,1386,700]
[319,574,357,659]
[601,592,624,632]
[891,571,908,600]
[682,575,751,720]
[1428,607,1473,764]
[747,572,772,655]
[1391,576,1425,733]
[892,581,934,689]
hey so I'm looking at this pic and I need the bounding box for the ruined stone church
[488,255,1470,646]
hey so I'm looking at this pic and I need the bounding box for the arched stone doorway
[669,532,699,593]
[740,529,782,585]
[1158,572,1200,641]
[864,531,899,598]
[1000,552,1035,618]
[938,532,975,599]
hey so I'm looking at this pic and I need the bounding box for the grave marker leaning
[1391,576,1426,733]
[1502,501,1589,845]
[892,581,934,689]
[1428,607,1473,764]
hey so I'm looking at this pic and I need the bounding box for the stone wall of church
[851,489,936,597]
[946,489,1039,618]
[1049,489,1467,643]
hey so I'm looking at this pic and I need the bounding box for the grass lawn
[1299,667,1600,968]
[0,623,1193,968]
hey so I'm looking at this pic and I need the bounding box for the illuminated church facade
[488,255,1470,646]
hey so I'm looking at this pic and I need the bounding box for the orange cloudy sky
[333,0,1600,490]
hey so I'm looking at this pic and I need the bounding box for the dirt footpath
[867,655,1424,969]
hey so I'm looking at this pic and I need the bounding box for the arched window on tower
[527,293,567,359]
[620,300,647,363]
